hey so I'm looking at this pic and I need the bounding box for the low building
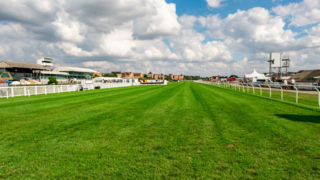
[111,71,122,78]
[153,74,164,80]
[112,71,140,79]
[133,73,143,79]
[147,72,153,79]
[171,75,184,80]
[147,73,165,80]
[121,72,134,79]
[290,69,320,84]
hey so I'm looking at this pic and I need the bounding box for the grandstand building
[0,59,97,85]
[0,60,47,81]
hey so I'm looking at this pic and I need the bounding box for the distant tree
[48,77,58,85]
[144,74,148,78]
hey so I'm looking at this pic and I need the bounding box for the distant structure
[111,71,143,79]
[267,52,290,78]
[37,57,54,67]
[147,72,165,80]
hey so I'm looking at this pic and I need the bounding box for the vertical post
[315,88,320,107]
[24,87,27,96]
[45,86,47,95]
[293,86,299,104]
[28,89,30,97]
[6,88,9,99]
[259,85,262,96]
[35,86,38,95]
[280,86,283,100]
[316,88,320,107]
[268,85,272,98]
[11,87,14,97]
[238,84,241,91]
[252,84,255,95]
[242,85,245,92]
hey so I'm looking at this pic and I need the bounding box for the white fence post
[280,86,283,100]
[24,87,27,96]
[268,85,272,98]
[6,88,9,99]
[259,85,262,96]
[252,84,255,95]
[11,87,14,97]
[45,86,47,95]
[35,86,38,95]
[294,86,298,104]
[315,87,319,107]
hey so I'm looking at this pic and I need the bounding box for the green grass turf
[0,82,319,179]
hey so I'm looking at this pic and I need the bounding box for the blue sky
[166,0,302,17]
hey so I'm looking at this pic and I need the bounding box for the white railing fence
[0,82,150,99]
[0,85,80,98]
[196,80,320,108]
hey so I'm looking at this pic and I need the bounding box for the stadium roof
[54,66,97,73]
[0,60,46,70]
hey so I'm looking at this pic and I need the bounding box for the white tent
[245,69,269,82]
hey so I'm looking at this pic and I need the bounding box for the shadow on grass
[276,114,320,123]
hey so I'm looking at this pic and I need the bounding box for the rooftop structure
[37,57,54,67]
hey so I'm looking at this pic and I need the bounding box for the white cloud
[206,0,224,8]
[99,25,136,57]
[52,11,85,43]
[204,8,296,53]
[273,0,320,27]
[0,0,319,76]
[57,42,95,57]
